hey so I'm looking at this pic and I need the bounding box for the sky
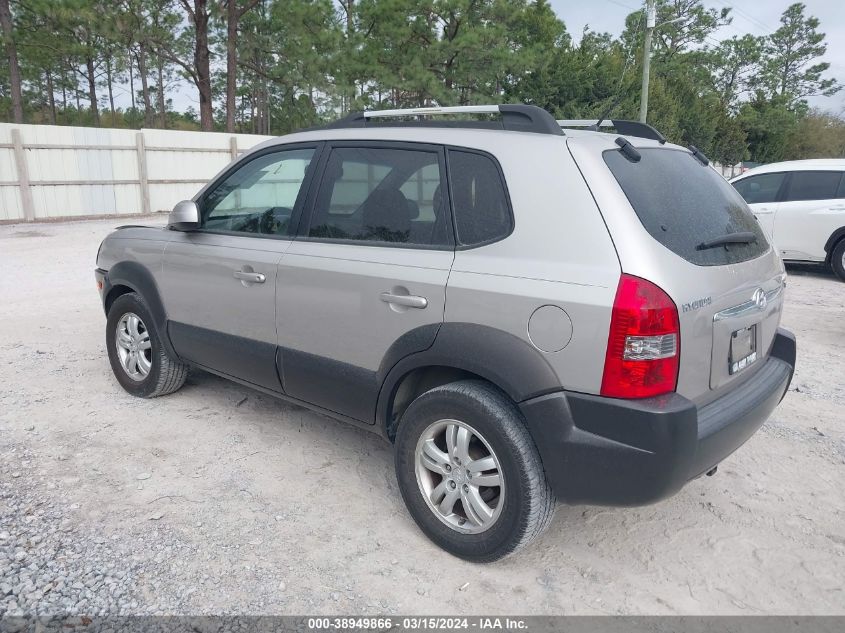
[549,0,845,112]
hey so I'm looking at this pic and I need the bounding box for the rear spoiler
[558,119,666,144]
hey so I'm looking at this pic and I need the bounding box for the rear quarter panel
[446,134,621,395]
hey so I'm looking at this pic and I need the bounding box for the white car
[730,159,845,281]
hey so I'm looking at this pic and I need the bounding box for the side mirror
[168,200,200,231]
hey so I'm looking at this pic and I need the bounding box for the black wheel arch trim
[823,225,845,259]
[375,322,561,433]
[100,261,178,359]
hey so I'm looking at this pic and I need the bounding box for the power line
[712,0,777,37]
[602,0,640,12]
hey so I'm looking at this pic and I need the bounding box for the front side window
[202,148,315,236]
[784,171,842,202]
[448,150,513,246]
[732,173,786,204]
[308,146,450,246]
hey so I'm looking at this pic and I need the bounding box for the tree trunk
[105,53,115,125]
[0,0,24,123]
[225,0,238,132]
[128,51,136,111]
[85,55,100,126]
[136,44,153,126]
[345,0,354,32]
[780,39,793,97]
[239,93,245,133]
[156,56,166,128]
[38,73,47,121]
[46,70,56,124]
[264,83,270,134]
[256,83,265,134]
[188,0,213,131]
[250,85,256,134]
[344,0,355,111]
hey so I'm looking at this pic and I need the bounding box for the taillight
[601,274,680,399]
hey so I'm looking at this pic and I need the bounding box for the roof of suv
[246,105,680,154]
[251,124,567,155]
[734,158,845,179]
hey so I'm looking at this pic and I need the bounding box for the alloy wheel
[414,419,505,534]
[115,312,152,381]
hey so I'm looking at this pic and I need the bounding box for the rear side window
[784,171,842,202]
[732,173,786,204]
[604,148,769,266]
[448,150,512,246]
[308,146,451,247]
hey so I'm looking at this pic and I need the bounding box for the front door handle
[234,270,266,284]
[380,292,428,309]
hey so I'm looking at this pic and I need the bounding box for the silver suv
[95,105,796,562]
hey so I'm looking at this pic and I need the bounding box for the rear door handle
[380,292,428,309]
[234,270,266,284]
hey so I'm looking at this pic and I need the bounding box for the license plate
[730,325,758,374]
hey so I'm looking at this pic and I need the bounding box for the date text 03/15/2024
[306,617,528,630]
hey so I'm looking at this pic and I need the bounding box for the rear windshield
[604,148,769,266]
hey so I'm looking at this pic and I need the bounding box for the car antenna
[591,94,622,132]
[590,34,637,131]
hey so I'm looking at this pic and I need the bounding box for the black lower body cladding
[520,328,796,506]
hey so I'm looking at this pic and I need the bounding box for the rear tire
[394,380,555,562]
[106,292,189,398]
[832,239,845,282]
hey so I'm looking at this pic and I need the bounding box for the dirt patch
[8,231,52,238]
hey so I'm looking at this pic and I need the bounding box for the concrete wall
[0,123,273,223]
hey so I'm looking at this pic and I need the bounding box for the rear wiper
[696,231,757,250]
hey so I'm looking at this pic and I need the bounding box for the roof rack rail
[326,104,563,136]
[558,119,667,144]
[557,119,613,128]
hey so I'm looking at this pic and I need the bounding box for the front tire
[106,292,189,398]
[394,380,555,562]
[831,239,845,281]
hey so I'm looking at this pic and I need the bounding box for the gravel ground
[0,217,843,617]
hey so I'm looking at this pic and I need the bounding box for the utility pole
[639,0,656,123]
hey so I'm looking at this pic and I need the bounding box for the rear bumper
[520,328,796,506]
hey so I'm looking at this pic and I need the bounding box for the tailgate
[673,260,785,403]
[709,276,785,390]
